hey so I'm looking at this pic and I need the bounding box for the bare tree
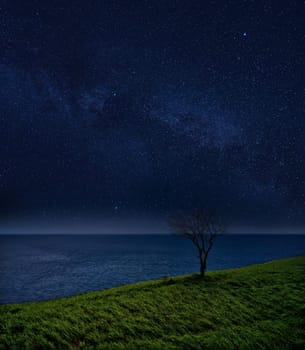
[169,208,224,277]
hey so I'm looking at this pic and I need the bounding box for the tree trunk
[200,260,205,277]
[200,254,208,277]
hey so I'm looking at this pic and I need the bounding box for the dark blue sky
[0,0,305,232]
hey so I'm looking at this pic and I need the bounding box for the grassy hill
[0,256,304,350]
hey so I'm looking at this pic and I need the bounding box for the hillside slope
[0,256,304,349]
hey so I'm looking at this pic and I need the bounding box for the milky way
[0,1,304,231]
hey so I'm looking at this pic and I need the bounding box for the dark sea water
[0,234,305,304]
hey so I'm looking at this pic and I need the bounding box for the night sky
[1,1,305,233]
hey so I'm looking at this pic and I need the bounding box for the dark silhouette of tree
[170,208,224,277]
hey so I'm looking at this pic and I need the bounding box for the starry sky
[0,0,305,233]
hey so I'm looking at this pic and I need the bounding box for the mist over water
[1,234,305,304]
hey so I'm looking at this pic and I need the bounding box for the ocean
[0,234,304,304]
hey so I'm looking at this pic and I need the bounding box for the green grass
[1,256,305,350]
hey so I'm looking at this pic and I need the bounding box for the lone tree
[170,208,224,277]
